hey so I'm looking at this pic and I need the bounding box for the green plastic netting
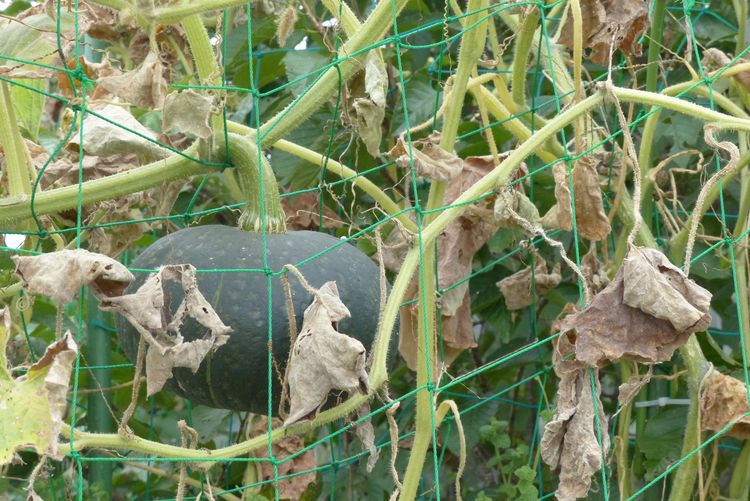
[1,0,750,499]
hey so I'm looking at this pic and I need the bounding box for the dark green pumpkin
[116,225,384,414]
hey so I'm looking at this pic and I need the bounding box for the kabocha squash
[115,225,384,414]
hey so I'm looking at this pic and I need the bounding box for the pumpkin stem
[222,133,286,234]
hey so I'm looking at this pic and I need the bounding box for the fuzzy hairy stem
[220,133,286,233]
[511,5,540,106]
[646,0,668,93]
[400,1,489,498]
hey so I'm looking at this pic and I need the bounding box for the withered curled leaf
[250,417,317,499]
[351,52,388,157]
[162,90,214,139]
[558,245,711,367]
[541,368,609,501]
[497,257,562,311]
[281,191,343,230]
[356,402,380,472]
[493,188,541,230]
[388,132,463,181]
[1,307,78,465]
[98,264,232,396]
[617,366,653,407]
[581,247,609,294]
[12,249,134,304]
[68,104,170,162]
[542,157,610,241]
[284,282,369,425]
[558,0,650,65]
[97,50,167,109]
[700,371,750,439]
[622,247,711,332]
[38,153,140,190]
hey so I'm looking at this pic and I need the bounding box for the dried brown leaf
[541,368,609,501]
[97,50,167,109]
[700,371,750,439]
[356,402,380,472]
[250,417,317,499]
[86,205,151,258]
[352,52,388,157]
[388,133,463,181]
[581,247,609,294]
[571,157,610,240]
[281,191,343,230]
[558,245,711,367]
[617,366,652,407]
[162,90,214,139]
[542,158,610,240]
[493,188,541,229]
[12,249,134,304]
[284,282,369,425]
[39,153,140,189]
[497,257,562,310]
[99,265,232,396]
[558,0,650,65]
[622,247,711,332]
[542,164,572,231]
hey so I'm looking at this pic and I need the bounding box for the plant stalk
[646,0,668,94]
[220,133,286,233]
[225,120,417,232]
[182,14,225,148]
[400,2,489,498]
[510,5,540,106]
[729,439,750,500]
[0,144,208,224]
[668,336,708,501]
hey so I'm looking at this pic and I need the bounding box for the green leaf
[639,406,687,480]
[11,78,46,141]
[271,109,333,189]
[391,79,439,135]
[282,49,331,97]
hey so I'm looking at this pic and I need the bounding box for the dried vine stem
[683,126,741,273]
[602,80,644,246]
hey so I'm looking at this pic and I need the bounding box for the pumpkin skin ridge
[115,225,386,414]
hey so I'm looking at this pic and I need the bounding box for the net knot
[70,65,95,91]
